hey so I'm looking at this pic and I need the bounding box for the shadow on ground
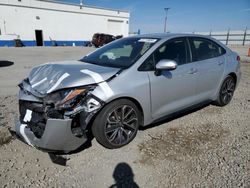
[110,162,139,188]
[48,137,93,166]
[0,61,14,67]
[48,153,70,166]
[140,101,210,131]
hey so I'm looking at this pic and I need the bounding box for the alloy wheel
[221,77,235,104]
[105,105,138,146]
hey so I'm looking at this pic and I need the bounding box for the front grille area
[19,100,46,138]
[19,100,65,138]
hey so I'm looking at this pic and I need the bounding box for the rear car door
[188,37,226,101]
[140,37,198,119]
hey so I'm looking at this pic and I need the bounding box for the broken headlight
[45,86,94,110]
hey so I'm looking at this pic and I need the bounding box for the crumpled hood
[28,60,120,95]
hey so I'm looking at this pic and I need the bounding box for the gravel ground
[0,47,249,187]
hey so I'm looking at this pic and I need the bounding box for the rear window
[189,37,226,61]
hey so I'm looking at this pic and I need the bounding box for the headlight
[45,86,94,110]
[60,88,86,104]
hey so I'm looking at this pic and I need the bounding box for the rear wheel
[214,75,236,106]
[92,99,140,149]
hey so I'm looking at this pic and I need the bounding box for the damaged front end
[15,78,105,153]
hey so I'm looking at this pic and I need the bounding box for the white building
[0,0,130,46]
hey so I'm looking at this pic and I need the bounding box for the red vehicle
[91,33,122,47]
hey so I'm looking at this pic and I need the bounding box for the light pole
[80,0,83,9]
[164,8,170,33]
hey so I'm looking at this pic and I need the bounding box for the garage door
[107,19,123,36]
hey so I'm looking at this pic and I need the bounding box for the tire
[214,75,236,106]
[92,99,140,149]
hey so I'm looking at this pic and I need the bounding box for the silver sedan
[15,34,241,153]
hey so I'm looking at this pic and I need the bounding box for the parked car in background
[91,33,123,47]
[15,33,241,153]
[14,39,25,47]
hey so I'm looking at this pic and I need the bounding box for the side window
[138,54,155,71]
[154,38,188,66]
[189,37,226,61]
[138,38,189,71]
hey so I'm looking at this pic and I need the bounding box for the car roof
[129,33,229,52]
[131,33,211,39]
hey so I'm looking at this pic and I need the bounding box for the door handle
[188,68,197,74]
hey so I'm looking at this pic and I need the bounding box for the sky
[57,0,250,33]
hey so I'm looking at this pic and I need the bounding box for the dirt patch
[138,124,230,164]
[0,95,18,146]
[203,106,224,114]
[0,126,13,146]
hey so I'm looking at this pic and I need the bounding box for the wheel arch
[90,96,143,149]
[228,72,237,84]
[213,72,237,106]
[83,96,145,139]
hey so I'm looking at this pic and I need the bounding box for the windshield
[80,37,159,69]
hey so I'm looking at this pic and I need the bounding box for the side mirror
[156,59,178,70]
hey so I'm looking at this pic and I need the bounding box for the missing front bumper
[15,118,87,153]
[17,80,105,153]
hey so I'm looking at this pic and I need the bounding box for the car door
[188,37,226,101]
[140,37,198,120]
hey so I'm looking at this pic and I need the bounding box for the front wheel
[92,99,140,149]
[214,75,236,106]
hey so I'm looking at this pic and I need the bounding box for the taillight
[237,56,240,62]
